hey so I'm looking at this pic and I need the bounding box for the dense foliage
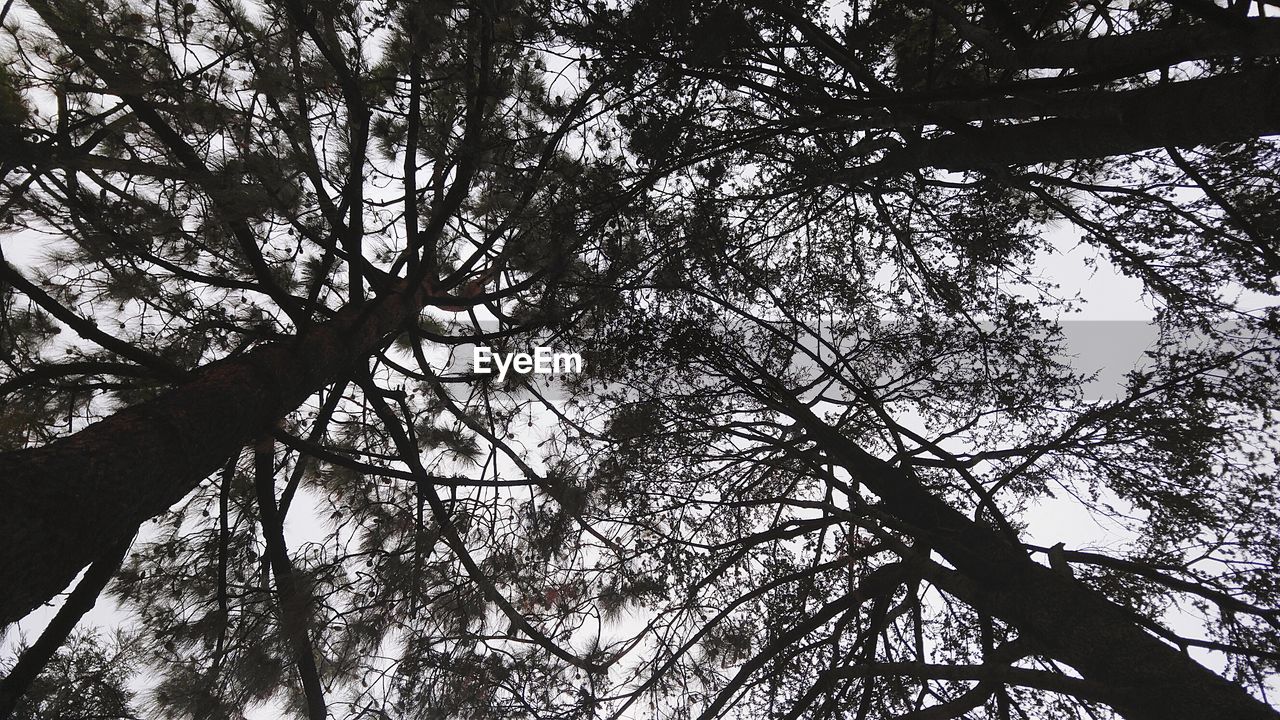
[1,1,1279,719]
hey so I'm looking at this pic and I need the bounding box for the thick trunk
[1,0,491,631]
[1004,20,1280,71]
[0,538,129,716]
[794,411,1279,720]
[0,281,433,628]
[844,67,1280,181]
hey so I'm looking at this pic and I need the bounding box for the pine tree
[2,1,1280,719]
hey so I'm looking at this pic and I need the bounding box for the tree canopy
[1,1,1279,719]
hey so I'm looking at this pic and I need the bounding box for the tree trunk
[792,408,1280,720]
[1003,20,1280,71]
[0,538,130,716]
[844,67,1280,181]
[0,279,436,628]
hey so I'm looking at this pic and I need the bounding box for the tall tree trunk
[789,406,1280,720]
[0,277,440,628]
[843,67,1280,181]
[1002,19,1280,71]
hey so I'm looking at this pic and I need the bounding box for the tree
[2,629,138,720]
[1,0,1279,719]
[551,1,1280,719]
[1,0,633,716]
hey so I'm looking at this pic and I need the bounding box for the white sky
[3,6,1278,712]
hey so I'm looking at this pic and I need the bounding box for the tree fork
[0,537,130,718]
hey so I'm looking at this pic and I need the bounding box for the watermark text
[473,346,582,381]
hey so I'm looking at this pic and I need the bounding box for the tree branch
[826,661,1125,705]
[253,437,326,720]
[841,68,1280,181]
[0,537,130,718]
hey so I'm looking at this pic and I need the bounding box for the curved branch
[0,261,184,380]
[0,360,158,399]
[358,379,606,673]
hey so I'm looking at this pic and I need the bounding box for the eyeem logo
[473,346,583,381]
